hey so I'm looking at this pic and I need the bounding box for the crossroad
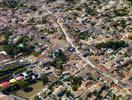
[56,19,132,95]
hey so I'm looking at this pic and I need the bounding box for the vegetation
[0,66,26,82]
[53,49,66,69]
[96,40,128,50]
[0,27,34,57]
[41,74,49,84]
[86,7,97,16]
[13,68,26,75]
[113,8,129,16]
[78,32,89,40]
[86,73,94,80]
[0,0,26,8]
[127,0,132,7]
[18,80,30,92]
[65,90,72,97]
[4,36,34,57]
[71,76,82,91]
[65,0,81,4]
[34,95,41,100]
[0,66,25,75]
[2,27,13,40]
[15,81,43,99]
[0,74,12,82]
[46,0,56,3]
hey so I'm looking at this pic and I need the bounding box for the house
[53,85,65,97]
[0,51,10,64]
[3,60,20,68]
[0,51,21,69]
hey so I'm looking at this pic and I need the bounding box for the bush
[1,0,26,8]
[114,8,128,16]
[96,40,128,50]
[86,7,97,16]
[65,90,71,97]
[71,76,82,91]
[34,95,41,100]
[53,49,66,69]
[13,68,26,75]
[41,74,49,84]
[18,80,30,90]
[78,32,89,40]
[3,36,34,57]
[65,0,80,4]
[2,27,13,40]
[0,74,12,82]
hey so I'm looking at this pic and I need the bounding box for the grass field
[14,81,44,99]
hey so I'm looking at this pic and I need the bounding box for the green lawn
[14,81,44,99]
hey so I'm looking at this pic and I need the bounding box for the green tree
[72,77,82,86]
[34,95,41,100]
[86,7,97,16]
[65,90,71,97]
[41,74,49,84]
[2,0,26,8]
[72,85,78,91]
[2,27,13,39]
[53,49,66,69]
[71,76,82,91]
[18,80,29,90]
[65,0,80,4]
[86,73,94,80]
[96,40,128,50]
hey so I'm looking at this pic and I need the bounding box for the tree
[86,73,94,80]
[45,0,56,3]
[2,0,26,8]
[114,8,128,16]
[41,74,49,84]
[72,77,82,86]
[2,27,13,40]
[86,7,97,16]
[2,0,19,8]
[65,0,80,4]
[72,85,78,91]
[18,80,29,90]
[71,76,82,91]
[53,49,66,69]
[96,40,128,50]
[34,95,41,100]
[65,90,71,97]
[3,35,34,57]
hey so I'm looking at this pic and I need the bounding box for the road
[56,19,132,95]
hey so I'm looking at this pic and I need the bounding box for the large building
[0,51,20,69]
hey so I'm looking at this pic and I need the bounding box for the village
[0,0,132,100]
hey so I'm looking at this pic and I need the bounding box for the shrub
[96,40,128,50]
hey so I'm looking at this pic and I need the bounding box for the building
[0,51,10,63]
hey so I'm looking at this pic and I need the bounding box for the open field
[14,81,44,99]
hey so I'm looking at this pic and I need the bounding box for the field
[14,81,44,99]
